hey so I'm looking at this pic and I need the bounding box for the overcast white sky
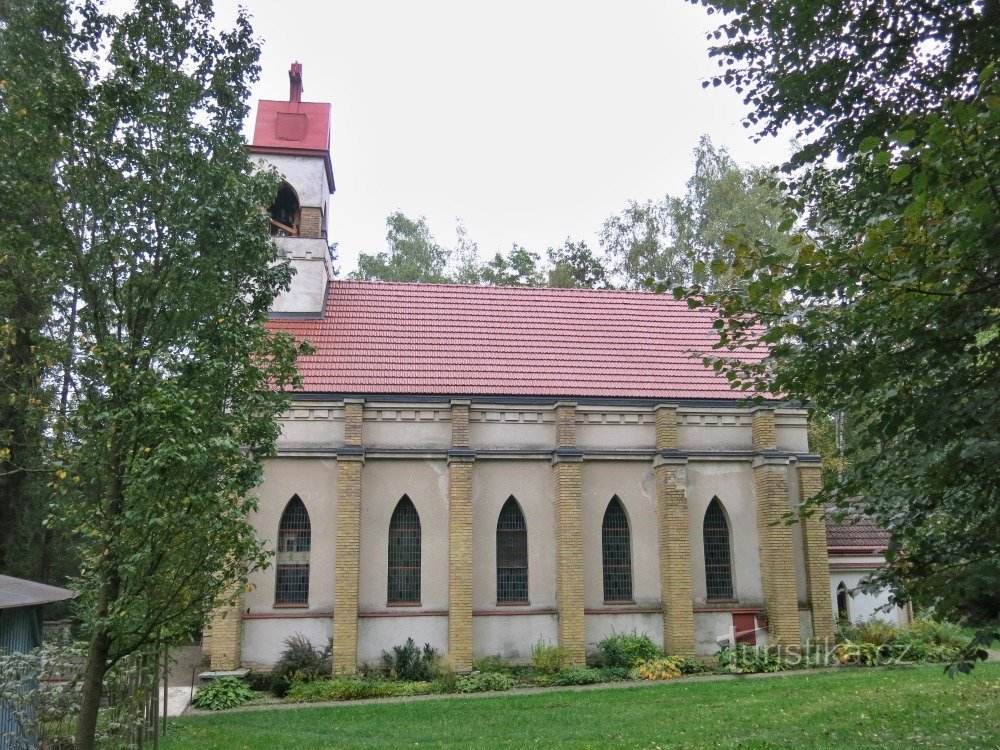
[210,0,791,274]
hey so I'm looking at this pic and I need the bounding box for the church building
[206,65,838,672]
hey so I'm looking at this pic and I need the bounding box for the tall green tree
[546,238,609,289]
[0,0,79,572]
[2,2,305,746]
[600,136,787,289]
[351,212,451,283]
[479,244,545,287]
[691,0,1000,625]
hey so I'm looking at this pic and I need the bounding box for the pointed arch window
[496,497,528,603]
[836,582,850,622]
[703,498,734,600]
[275,495,310,605]
[269,182,300,236]
[387,496,421,604]
[602,496,633,602]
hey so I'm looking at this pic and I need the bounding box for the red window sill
[273,602,309,609]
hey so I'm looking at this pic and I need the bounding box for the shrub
[272,633,331,689]
[285,677,437,702]
[550,668,605,686]
[716,644,789,674]
[597,630,663,669]
[832,641,880,666]
[381,638,440,681]
[850,618,898,646]
[677,657,713,675]
[192,676,257,710]
[632,657,683,681]
[596,666,632,682]
[455,672,517,693]
[897,619,972,650]
[473,654,512,674]
[531,639,569,675]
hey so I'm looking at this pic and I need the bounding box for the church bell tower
[250,62,335,315]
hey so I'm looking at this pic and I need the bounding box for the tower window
[275,495,310,605]
[387,496,421,605]
[602,496,633,603]
[496,497,528,603]
[269,183,300,236]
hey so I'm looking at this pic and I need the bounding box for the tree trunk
[75,626,111,750]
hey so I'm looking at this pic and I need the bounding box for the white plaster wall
[262,153,331,208]
[278,406,345,447]
[271,237,330,314]
[363,407,451,449]
[584,613,663,659]
[580,462,660,607]
[694,612,734,655]
[677,411,751,451]
[245,457,339,614]
[686,462,764,605]
[358,615,448,666]
[798,609,814,641]
[472,460,556,610]
[830,567,907,625]
[775,409,810,453]
[243,617,331,668]
[473,614,558,661]
[359,459,450,612]
[469,409,555,450]
[576,409,655,450]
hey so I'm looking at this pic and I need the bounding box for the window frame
[496,496,529,605]
[601,496,634,604]
[703,497,735,601]
[274,495,311,607]
[387,496,422,606]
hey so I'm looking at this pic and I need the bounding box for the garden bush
[716,644,789,674]
[596,666,632,682]
[843,618,898,646]
[531,639,569,674]
[473,654,512,674]
[897,619,971,650]
[272,633,331,693]
[381,638,440,681]
[285,677,436,702]
[832,641,881,666]
[631,657,684,681]
[596,630,663,669]
[192,676,257,710]
[550,668,605,686]
[455,671,517,693]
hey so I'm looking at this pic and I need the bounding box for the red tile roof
[267,281,769,399]
[826,517,891,550]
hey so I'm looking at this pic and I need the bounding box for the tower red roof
[250,62,334,190]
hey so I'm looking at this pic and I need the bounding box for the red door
[732,613,757,645]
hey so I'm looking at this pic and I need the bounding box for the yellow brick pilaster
[552,401,585,666]
[752,407,778,452]
[332,398,364,674]
[753,451,801,648]
[652,404,695,657]
[799,462,834,642]
[448,399,474,671]
[207,587,244,670]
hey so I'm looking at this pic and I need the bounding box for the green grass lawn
[163,663,1000,749]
